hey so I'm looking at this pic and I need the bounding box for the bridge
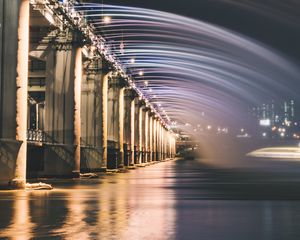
[0,0,177,188]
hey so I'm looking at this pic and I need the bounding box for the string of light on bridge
[31,0,171,130]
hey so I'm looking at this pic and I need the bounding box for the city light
[252,100,297,139]
[293,134,300,139]
[259,119,271,126]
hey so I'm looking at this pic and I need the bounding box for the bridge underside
[0,0,176,188]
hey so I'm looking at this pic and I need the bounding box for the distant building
[251,100,299,139]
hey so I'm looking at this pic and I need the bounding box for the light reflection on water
[0,164,177,239]
[0,191,36,240]
[1,159,300,239]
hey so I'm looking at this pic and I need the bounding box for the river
[1,157,300,239]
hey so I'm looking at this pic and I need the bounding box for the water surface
[1,159,300,239]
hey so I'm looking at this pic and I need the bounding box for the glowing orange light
[103,16,111,24]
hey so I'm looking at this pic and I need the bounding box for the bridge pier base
[0,0,29,188]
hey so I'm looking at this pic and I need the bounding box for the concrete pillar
[13,0,30,188]
[124,89,136,166]
[73,47,82,176]
[170,133,175,158]
[43,41,82,177]
[138,105,143,164]
[164,129,168,159]
[123,90,130,166]
[172,134,176,158]
[101,72,110,169]
[161,126,164,160]
[157,123,160,161]
[168,132,172,158]
[134,99,140,164]
[107,76,126,169]
[0,0,29,188]
[130,99,135,166]
[159,122,163,160]
[156,122,161,161]
[149,115,153,162]
[80,58,105,172]
[155,120,159,161]
[166,130,169,159]
[153,118,157,161]
[164,129,167,159]
[45,50,74,147]
[118,87,125,168]
[174,137,176,157]
[170,135,173,158]
[171,135,174,158]
[144,110,149,162]
[170,135,174,158]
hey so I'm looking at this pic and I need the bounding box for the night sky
[103,0,300,63]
